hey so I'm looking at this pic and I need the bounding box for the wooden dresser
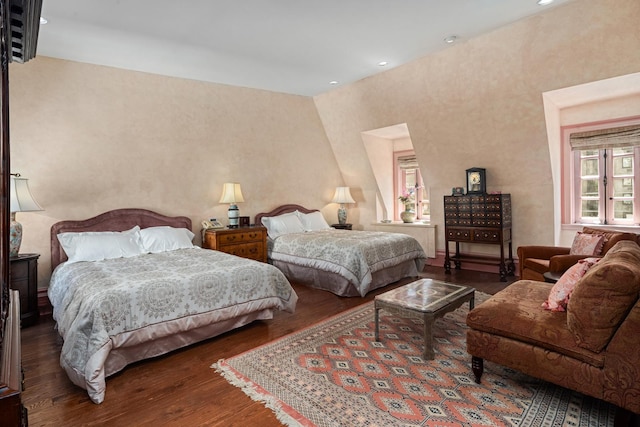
[443,194,514,281]
[203,227,267,262]
[0,291,27,427]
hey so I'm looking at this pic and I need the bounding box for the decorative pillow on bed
[57,226,144,264]
[139,226,195,253]
[297,211,331,231]
[261,212,306,239]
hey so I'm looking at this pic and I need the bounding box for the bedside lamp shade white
[331,186,355,225]
[219,182,245,228]
[10,175,43,257]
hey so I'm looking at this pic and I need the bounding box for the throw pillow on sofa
[569,232,606,256]
[542,257,600,312]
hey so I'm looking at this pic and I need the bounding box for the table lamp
[331,187,355,225]
[219,182,244,228]
[10,174,43,257]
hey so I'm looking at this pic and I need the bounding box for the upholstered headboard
[254,204,318,227]
[50,208,192,270]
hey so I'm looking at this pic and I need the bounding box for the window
[568,123,640,225]
[395,152,429,221]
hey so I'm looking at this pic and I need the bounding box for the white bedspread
[269,230,426,296]
[48,248,297,403]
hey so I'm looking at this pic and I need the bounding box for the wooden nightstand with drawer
[202,227,267,262]
[10,253,40,327]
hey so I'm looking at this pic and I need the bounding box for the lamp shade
[10,176,43,212]
[331,187,355,204]
[10,176,43,257]
[219,183,245,204]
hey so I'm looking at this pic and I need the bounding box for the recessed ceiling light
[329,81,339,85]
[537,0,554,5]
[378,61,388,67]
[444,35,457,44]
[40,17,48,24]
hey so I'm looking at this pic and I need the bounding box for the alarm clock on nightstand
[466,168,486,194]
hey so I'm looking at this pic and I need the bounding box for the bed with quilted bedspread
[48,209,296,404]
[256,204,426,297]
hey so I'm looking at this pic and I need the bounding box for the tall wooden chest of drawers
[203,227,267,262]
[444,194,514,281]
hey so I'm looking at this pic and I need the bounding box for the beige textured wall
[313,0,640,257]
[9,58,344,284]
[7,0,640,288]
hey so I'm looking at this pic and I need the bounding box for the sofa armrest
[548,254,600,273]
[517,246,570,262]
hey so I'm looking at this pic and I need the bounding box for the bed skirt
[272,258,420,297]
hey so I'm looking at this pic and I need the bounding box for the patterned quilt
[269,230,426,296]
[48,248,297,403]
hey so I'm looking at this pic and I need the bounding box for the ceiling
[36,0,574,97]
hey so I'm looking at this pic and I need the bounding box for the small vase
[400,209,416,223]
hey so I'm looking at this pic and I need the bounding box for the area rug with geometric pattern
[213,292,616,427]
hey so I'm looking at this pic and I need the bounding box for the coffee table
[374,279,475,360]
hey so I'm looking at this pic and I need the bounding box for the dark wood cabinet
[203,227,267,262]
[444,194,514,281]
[10,253,39,327]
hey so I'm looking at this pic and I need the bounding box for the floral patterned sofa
[466,240,640,414]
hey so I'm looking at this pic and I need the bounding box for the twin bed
[48,206,426,403]
[255,204,427,297]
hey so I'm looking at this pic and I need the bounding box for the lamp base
[10,215,22,257]
[228,204,240,228]
[337,205,347,225]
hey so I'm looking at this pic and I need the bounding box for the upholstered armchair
[518,227,639,282]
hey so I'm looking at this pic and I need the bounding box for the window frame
[563,119,640,226]
[393,150,429,221]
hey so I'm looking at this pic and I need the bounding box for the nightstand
[203,226,267,262]
[331,223,352,230]
[10,253,40,327]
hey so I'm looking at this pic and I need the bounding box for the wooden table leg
[423,314,435,360]
[444,240,451,274]
[374,305,380,341]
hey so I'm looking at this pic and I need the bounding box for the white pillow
[261,212,306,239]
[139,226,195,253]
[58,226,144,264]
[297,211,331,231]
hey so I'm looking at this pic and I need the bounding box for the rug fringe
[212,360,308,427]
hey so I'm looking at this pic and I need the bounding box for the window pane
[581,158,599,176]
[582,149,599,157]
[613,177,633,197]
[613,147,633,156]
[422,201,430,216]
[581,179,599,197]
[405,169,417,189]
[613,155,634,175]
[613,200,633,220]
[581,200,599,218]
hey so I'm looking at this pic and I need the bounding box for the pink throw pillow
[542,257,601,312]
[569,232,606,256]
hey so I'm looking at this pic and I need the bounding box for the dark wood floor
[17,266,621,426]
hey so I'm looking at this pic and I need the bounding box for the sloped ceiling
[36,0,575,96]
